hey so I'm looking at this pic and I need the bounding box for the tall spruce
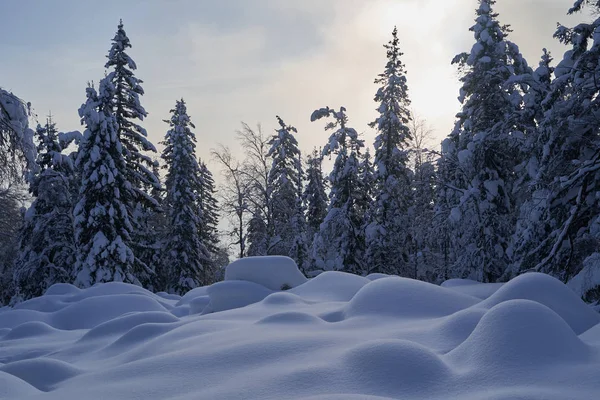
[289,153,310,274]
[13,118,77,300]
[160,99,210,293]
[73,80,145,287]
[266,116,304,260]
[303,148,328,242]
[438,0,531,282]
[311,106,365,274]
[506,49,555,279]
[105,20,161,277]
[516,0,600,301]
[198,158,220,281]
[364,27,413,276]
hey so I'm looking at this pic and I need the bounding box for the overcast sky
[0,0,590,167]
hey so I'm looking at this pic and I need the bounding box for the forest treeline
[1,0,600,305]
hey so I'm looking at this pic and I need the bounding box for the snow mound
[345,277,478,318]
[257,311,324,325]
[365,273,390,281]
[225,256,308,291]
[79,311,179,342]
[0,358,83,391]
[203,280,273,314]
[342,339,451,396]
[2,321,59,340]
[0,371,40,397]
[481,272,600,334]
[448,299,589,367]
[441,279,503,299]
[290,271,369,302]
[0,273,599,399]
[262,292,310,306]
[44,283,81,296]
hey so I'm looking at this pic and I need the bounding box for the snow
[224,255,308,290]
[0,270,599,399]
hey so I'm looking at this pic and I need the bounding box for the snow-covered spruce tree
[160,99,210,293]
[0,89,34,304]
[514,0,600,301]
[13,119,77,300]
[289,153,311,274]
[356,148,375,226]
[73,80,147,287]
[266,116,305,260]
[505,49,555,279]
[303,148,328,245]
[105,20,161,281]
[198,158,220,282]
[438,0,531,282]
[409,152,438,281]
[364,27,413,276]
[311,107,365,274]
[135,162,166,289]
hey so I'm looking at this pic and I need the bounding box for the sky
[0,0,591,170]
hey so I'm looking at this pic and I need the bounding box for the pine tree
[13,118,77,300]
[439,0,531,282]
[364,27,413,276]
[105,20,161,281]
[303,148,328,244]
[160,99,210,293]
[73,80,145,287]
[311,106,365,274]
[266,116,305,260]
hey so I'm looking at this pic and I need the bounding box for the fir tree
[515,0,600,300]
[266,116,304,259]
[311,106,365,274]
[13,118,77,300]
[160,99,210,293]
[439,0,531,282]
[364,27,413,276]
[73,80,145,287]
[198,158,220,282]
[289,153,310,274]
[105,20,161,279]
[506,49,555,278]
[303,148,328,243]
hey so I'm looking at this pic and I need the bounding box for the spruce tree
[13,118,77,299]
[289,153,310,274]
[311,106,365,274]
[303,148,328,243]
[266,116,304,259]
[105,20,161,281]
[198,158,220,282]
[160,99,210,293]
[515,0,600,300]
[73,80,144,287]
[506,49,555,278]
[439,0,531,282]
[364,27,413,276]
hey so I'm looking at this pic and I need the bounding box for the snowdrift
[1,257,599,399]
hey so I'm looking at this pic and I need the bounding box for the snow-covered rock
[224,256,308,291]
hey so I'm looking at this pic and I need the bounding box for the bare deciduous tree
[211,145,248,259]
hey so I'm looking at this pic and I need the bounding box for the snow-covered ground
[1,257,600,399]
